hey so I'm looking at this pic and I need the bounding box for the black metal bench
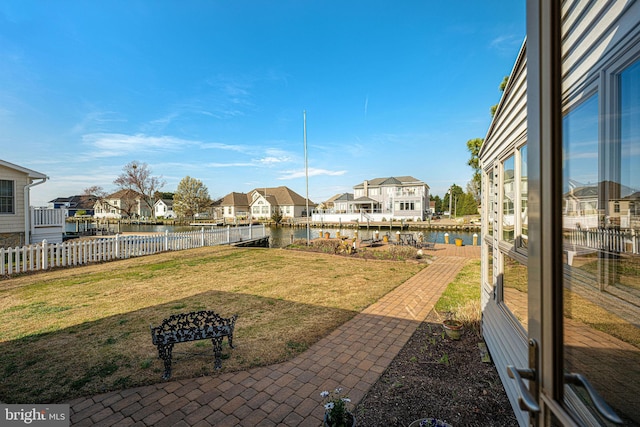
[150,310,237,379]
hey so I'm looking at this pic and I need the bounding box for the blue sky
[1,1,525,206]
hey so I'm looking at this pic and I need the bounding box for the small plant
[438,353,450,365]
[320,387,353,427]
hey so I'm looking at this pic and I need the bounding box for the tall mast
[304,110,310,245]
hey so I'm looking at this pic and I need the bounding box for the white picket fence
[1,225,267,276]
[564,227,640,254]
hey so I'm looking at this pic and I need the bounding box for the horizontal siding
[478,42,529,424]
[0,166,28,233]
[480,3,640,426]
[0,214,23,233]
[483,302,529,427]
[480,48,528,164]
[563,1,640,96]
[31,228,63,244]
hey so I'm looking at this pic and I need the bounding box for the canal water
[65,223,481,248]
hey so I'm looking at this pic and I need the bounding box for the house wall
[292,205,307,218]
[224,205,249,220]
[0,165,29,247]
[154,201,175,218]
[94,200,121,219]
[480,2,640,425]
[478,42,529,427]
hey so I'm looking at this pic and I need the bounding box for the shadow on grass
[0,289,356,404]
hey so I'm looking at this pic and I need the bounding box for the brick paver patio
[68,244,480,426]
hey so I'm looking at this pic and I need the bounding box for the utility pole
[454,196,457,218]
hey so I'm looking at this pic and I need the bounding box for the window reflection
[562,61,640,425]
[488,169,494,236]
[503,156,515,243]
[503,255,528,331]
[485,243,494,291]
[520,145,528,248]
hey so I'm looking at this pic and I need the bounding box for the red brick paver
[68,245,479,426]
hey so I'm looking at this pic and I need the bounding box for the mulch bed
[355,311,519,426]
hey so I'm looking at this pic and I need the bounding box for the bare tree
[114,161,165,219]
[83,185,108,200]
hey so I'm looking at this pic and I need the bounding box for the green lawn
[0,245,424,403]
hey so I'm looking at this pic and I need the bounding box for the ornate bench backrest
[151,310,238,345]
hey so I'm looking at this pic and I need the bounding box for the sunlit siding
[478,43,529,427]
[479,2,640,426]
[0,164,28,233]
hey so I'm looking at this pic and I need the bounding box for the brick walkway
[68,244,480,426]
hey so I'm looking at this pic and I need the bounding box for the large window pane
[519,145,528,247]
[562,63,640,425]
[485,242,494,291]
[487,168,494,236]
[503,155,515,243]
[620,60,640,202]
[0,180,14,214]
[503,255,528,332]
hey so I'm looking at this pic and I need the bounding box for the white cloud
[82,133,189,158]
[71,111,127,134]
[258,156,290,165]
[490,34,522,53]
[144,112,180,131]
[278,168,347,180]
[207,162,255,168]
[199,142,249,152]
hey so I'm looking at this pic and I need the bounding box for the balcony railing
[31,207,66,228]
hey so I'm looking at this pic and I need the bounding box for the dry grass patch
[433,260,482,333]
[0,246,423,403]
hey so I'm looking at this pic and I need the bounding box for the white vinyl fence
[1,225,266,276]
[564,227,640,255]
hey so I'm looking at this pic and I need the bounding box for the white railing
[1,225,266,276]
[30,207,66,228]
[311,211,423,223]
[564,228,639,255]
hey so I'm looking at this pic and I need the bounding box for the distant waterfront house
[608,192,640,230]
[209,197,223,220]
[0,159,64,247]
[220,186,315,222]
[353,176,429,220]
[154,198,176,219]
[325,193,354,213]
[249,187,314,220]
[49,195,97,217]
[220,192,251,221]
[93,189,151,219]
[313,176,429,223]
